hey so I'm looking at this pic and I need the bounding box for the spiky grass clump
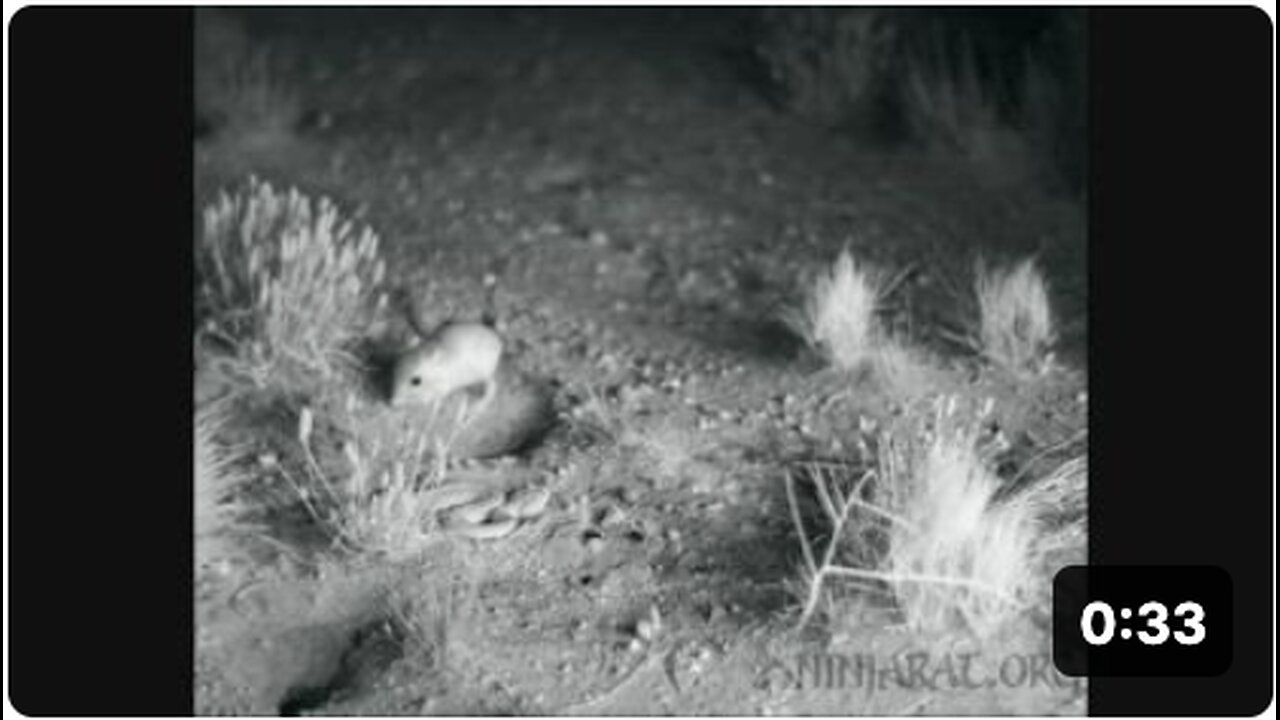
[975,258,1056,375]
[755,8,897,127]
[197,176,387,391]
[195,403,254,572]
[787,397,1054,635]
[787,248,891,371]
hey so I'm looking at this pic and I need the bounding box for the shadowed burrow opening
[739,315,813,366]
[672,312,817,373]
[277,615,409,716]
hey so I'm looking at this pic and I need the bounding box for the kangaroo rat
[390,321,503,410]
[388,271,506,414]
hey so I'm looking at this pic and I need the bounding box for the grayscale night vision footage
[195,7,1087,715]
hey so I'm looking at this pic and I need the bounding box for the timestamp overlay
[1052,566,1232,677]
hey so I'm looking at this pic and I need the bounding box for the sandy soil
[195,9,1087,716]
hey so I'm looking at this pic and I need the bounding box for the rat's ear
[398,333,424,355]
[392,283,439,339]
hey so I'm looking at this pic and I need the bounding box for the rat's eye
[410,376,422,386]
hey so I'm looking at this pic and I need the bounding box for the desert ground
[194,8,1088,715]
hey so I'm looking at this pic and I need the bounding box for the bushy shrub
[197,176,387,391]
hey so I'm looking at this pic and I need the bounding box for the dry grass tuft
[901,38,1036,182]
[280,402,456,565]
[383,575,456,677]
[786,396,1079,636]
[874,399,1039,634]
[755,8,897,127]
[974,258,1056,375]
[196,8,303,147]
[195,403,255,572]
[895,15,1083,189]
[786,248,893,371]
[197,176,388,392]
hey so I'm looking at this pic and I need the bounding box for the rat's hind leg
[458,378,498,431]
